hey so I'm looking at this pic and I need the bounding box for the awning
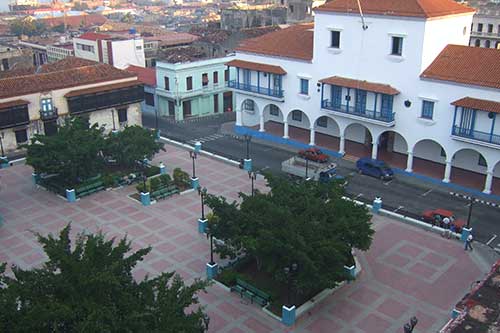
[319,76,400,95]
[0,99,30,111]
[451,97,500,114]
[65,80,142,98]
[226,59,286,75]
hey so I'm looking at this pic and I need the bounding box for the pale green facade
[155,57,235,121]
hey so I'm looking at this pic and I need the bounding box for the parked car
[356,157,393,180]
[298,148,329,163]
[421,208,465,232]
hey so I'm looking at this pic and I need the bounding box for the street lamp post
[248,171,256,197]
[137,159,150,206]
[243,134,253,171]
[189,150,199,189]
[205,224,218,280]
[305,157,309,179]
[198,187,207,220]
[466,196,474,229]
[0,132,5,157]
[282,263,299,327]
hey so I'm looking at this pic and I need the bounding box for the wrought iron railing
[321,99,395,122]
[227,80,284,98]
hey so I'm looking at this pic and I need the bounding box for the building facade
[73,32,146,69]
[0,44,33,71]
[468,0,500,49]
[47,42,75,63]
[229,0,500,195]
[155,56,234,121]
[0,57,144,157]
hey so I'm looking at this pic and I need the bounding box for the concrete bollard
[451,308,461,319]
[191,177,199,190]
[0,156,9,169]
[206,262,218,280]
[344,265,356,279]
[194,141,202,153]
[243,158,252,172]
[372,197,382,214]
[66,189,76,202]
[282,305,296,326]
[140,192,151,206]
[159,162,166,175]
[198,218,207,234]
[156,129,161,139]
[32,173,40,185]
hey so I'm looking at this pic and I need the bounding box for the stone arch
[449,148,488,191]
[240,98,260,128]
[311,115,341,151]
[284,109,311,144]
[491,159,500,194]
[410,139,448,179]
[342,123,373,158]
[286,109,311,128]
[375,130,409,169]
[262,103,285,135]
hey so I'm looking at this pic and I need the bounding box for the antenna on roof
[356,0,368,30]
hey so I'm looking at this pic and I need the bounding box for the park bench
[151,185,179,201]
[76,181,104,198]
[230,279,270,306]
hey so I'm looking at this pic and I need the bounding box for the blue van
[356,157,393,180]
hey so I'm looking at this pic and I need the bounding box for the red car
[298,148,329,163]
[421,208,465,232]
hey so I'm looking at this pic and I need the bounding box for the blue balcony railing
[452,125,500,146]
[322,99,395,123]
[228,80,284,98]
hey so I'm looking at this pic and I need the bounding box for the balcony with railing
[227,80,284,98]
[0,101,30,130]
[452,125,500,146]
[321,99,395,123]
[40,107,58,121]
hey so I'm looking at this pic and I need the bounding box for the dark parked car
[298,148,329,163]
[356,157,393,180]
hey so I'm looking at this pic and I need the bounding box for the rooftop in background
[143,32,199,46]
[125,65,156,86]
[420,45,500,90]
[156,46,208,63]
[0,57,135,99]
[236,23,314,61]
[38,14,107,29]
[315,0,475,18]
[76,31,132,42]
[464,0,500,16]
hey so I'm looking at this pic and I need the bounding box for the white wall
[73,38,99,62]
[111,39,146,69]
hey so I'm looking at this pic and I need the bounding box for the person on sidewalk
[464,234,474,251]
[442,217,451,239]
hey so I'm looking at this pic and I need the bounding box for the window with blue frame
[300,78,309,95]
[354,90,367,114]
[243,69,251,87]
[421,100,434,119]
[317,116,327,128]
[243,99,254,111]
[331,85,342,109]
[41,98,53,112]
[381,94,393,117]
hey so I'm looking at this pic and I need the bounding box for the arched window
[475,39,480,47]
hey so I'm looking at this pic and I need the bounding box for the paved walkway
[0,143,489,332]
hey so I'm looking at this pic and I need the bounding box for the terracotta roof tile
[39,57,99,73]
[0,99,30,111]
[125,65,156,86]
[319,76,400,95]
[315,0,475,18]
[65,80,142,98]
[421,45,500,89]
[236,23,314,61]
[77,32,110,41]
[0,60,136,99]
[451,97,500,114]
[226,60,286,75]
[40,14,107,29]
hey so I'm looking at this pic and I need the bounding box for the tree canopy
[0,225,209,332]
[9,18,47,37]
[205,175,374,294]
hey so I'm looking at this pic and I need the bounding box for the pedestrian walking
[464,234,473,251]
[442,217,451,239]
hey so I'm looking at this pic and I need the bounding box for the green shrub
[159,174,172,185]
[149,177,161,192]
[102,174,115,188]
[216,269,241,287]
[173,168,190,188]
[144,165,161,177]
[136,182,149,193]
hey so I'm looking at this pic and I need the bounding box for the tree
[0,225,209,332]
[25,117,106,185]
[205,174,374,294]
[104,126,164,169]
[121,12,135,24]
[9,18,46,37]
[51,23,66,33]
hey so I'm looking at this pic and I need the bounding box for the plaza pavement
[0,143,490,333]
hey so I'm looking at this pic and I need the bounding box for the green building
[155,56,234,121]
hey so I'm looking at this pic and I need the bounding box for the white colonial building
[228,0,500,194]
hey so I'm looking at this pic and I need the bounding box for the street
[143,112,500,248]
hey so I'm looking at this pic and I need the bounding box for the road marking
[421,189,433,197]
[187,134,224,145]
[486,234,497,246]
[495,247,500,255]
[393,206,404,213]
[383,180,393,186]
[348,172,356,177]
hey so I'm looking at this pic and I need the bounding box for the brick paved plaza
[0,143,487,332]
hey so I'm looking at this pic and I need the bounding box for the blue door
[331,85,342,109]
[459,108,476,136]
[355,90,367,114]
[243,69,251,89]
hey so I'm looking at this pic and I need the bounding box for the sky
[0,0,10,12]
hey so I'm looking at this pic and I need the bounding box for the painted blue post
[346,88,350,112]
[191,177,199,190]
[0,156,9,169]
[489,113,496,143]
[282,305,296,326]
[320,83,324,107]
[206,262,218,280]
[452,106,458,135]
[159,162,166,175]
[194,141,202,153]
[278,75,282,97]
[32,173,40,185]
[268,73,271,96]
[243,158,252,171]
[461,227,472,242]
[344,265,356,279]
[373,93,378,118]
[66,189,76,202]
[141,192,151,206]
[372,197,382,214]
[257,71,260,94]
[236,68,239,86]
[452,308,461,319]
[156,129,161,139]
[198,218,207,233]
[111,129,119,136]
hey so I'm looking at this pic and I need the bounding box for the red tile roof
[40,14,107,29]
[0,59,136,99]
[319,76,400,95]
[0,99,30,111]
[65,80,142,98]
[39,57,98,73]
[451,97,500,114]
[236,23,314,61]
[421,45,500,89]
[77,32,110,41]
[226,60,286,75]
[125,65,156,86]
[315,0,475,18]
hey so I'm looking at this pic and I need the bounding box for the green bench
[230,279,270,306]
[76,181,104,198]
[151,185,179,201]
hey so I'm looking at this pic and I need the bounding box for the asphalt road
[144,113,500,249]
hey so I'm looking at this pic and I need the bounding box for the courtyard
[0,142,489,332]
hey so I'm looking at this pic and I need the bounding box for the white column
[371,141,378,160]
[443,160,452,183]
[236,109,242,126]
[483,171,493,194]
[339,135,345,155]
[406,151,413,173]
[259,112,265,132]
[283,121,289,139]
[309,127,315,146]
